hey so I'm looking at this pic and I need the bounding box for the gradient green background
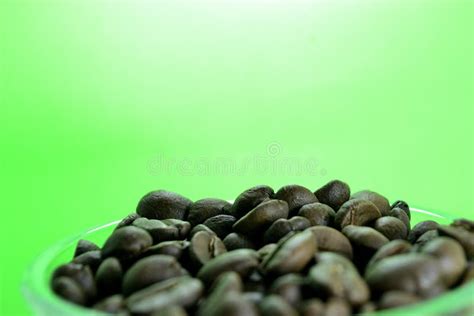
[1,0,473,315]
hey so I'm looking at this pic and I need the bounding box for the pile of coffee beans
[51,181,474,315]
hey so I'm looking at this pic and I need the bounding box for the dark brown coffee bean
[335,199,381,229]
[309,252,370,306]
[391,200,411,219]
[413,230,439,249]
[126,276,203,314]
[274,185,318,215]
[203,215,237,239]
[122,255,186,295]
[233,200,289,237]
[259,295,298,316]
[325,298,351,316]
[257,243,278,261]
[74,240,100,258]
[367,240,412,269]
[197,272,243,316]
[189,231,227,270]
[189,224,216,237]
[143,240,190,259]
[263,219,293,244]
[408,220,439,243]
[162,219,191,239]
[102,226,153,261]
[351,190,391,216]
[229,185,274,218]
[52,263,96,302]
[262,230,317,276]
[299,299,325,316]
[93,294,125,313]
[187,198,232,226]
[451,218,474,233]
[374,217,408,240]
[52,277,87,306]
[307,226,353,259]
[136,190,192,220]
[206,292,258,316]
[298,202,336,227]
[389,208,411,231]
[72,250,102,272]
[132,218,179,243]
[438,225,474,259]
[223,233,256,251]
[197,249,259,285]
[115,213,141,231]
[365,253,445,298]
[378,291,420,310]
[269,274,304,306]
[421,237,467,287]
[314,180,351,211]
[95,257,123,297]
[151,305,188,316]
[342,225,389,268]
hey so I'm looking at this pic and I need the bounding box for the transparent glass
[22,208,474,316]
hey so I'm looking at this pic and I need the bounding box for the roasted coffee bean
[96,257,123,297]
[307,226,353,259]
[52,277,87,306]
[197,249,259,285]
[187,198,232,226]
[390,200,411,219]
[189,231,227,270]
[274,185,318,215]
[243,292,264,305]
[52,263,97,301]
[413,230,439,249]
[342,225,389,268]
[365,253,445,298]
[189,224,216,237]
[233,200,289,237]
[115,213,141,231]
[367,240,412,270]
[122,255,186,295]
[378,291,420,310]
[259,295,298,316]
[132,218,179,243]
[462,262,474,284]
[335,199,381,229]
[269,274,304,306]
[74,239,100,258]
[205,292,258,316]
[407,220,439,243]
[203,215,236,239]
[126,276,203,314]
[102,226,153,261]
[314,180,351,211]
[151,305,188,316]
[298,202,336,227]
[223,233,256,251]
[374,217,408,240]
[289,216,311,231]
[197,272,243,316]
[143,240,190,259]
[136,190,192,220]
[257,243,278,261]
[309,252,370,306]
[263,219,293,244]
[451,218,474,233]
[229,185,274,219]
[73,250,102,272]
[351,190,391,216]
[389,208,411,231]
[438,225,474,259]
[162,219,191,239]
[325,298,351,316]
[262,230,317,276]
[421,237,467,287]
[93,294,125,313]
[358,302,376,314]
[299,299,325,316]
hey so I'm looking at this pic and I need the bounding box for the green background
[1,0,473,315]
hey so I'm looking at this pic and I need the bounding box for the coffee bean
[197,249,259,285]
[126,276,203,314]
[122,255,186,295]
[132,218,179,243]
[229,185,274,219]
[257,243,278,262]
[421,237,467,287]
[74,240,100,258]
[378,291,420,310]
[269,274,304,306]
[451,218,474,233]
[413,230,439,249]
[262,230,317,276]
[314,180,351,211]
[351,190,391,216]
[407,220,439,243]
[263,219,293,244]
[462,262,474,284]
[358,302,376,314]
[259,295,298,316]
[93,294,125,313]
[223,233,256,251]
[233,200,289,237]
[162,219,192,239]
[52,277,87,306]
[197,272,243,316]
[205,292,258,316]
[367,240,412,270]
[389,208,411,231]
[102,226,153,261]
[115,213,141,231]
[189,231,227,270]
[136,190,192,220]
[307,226,353,259]
[342,225,389,269]
[73,250,102,272]
[189,224,216,237]
[243,292,264,305]
[143,240,190,260]
[335,199,381,229]
[187,198,232,226]
[390,200,411,219]
[95,257,123,297]
[298,202,336,227]
[152,306,188,316]
[203,215,237,239]
[365,253,445,298]
[374,217,408,240]
[325,298,351,316]
[438,225,474,259]
[52,263,97,302]
[299,299,325,316]
[274,185,318,216]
